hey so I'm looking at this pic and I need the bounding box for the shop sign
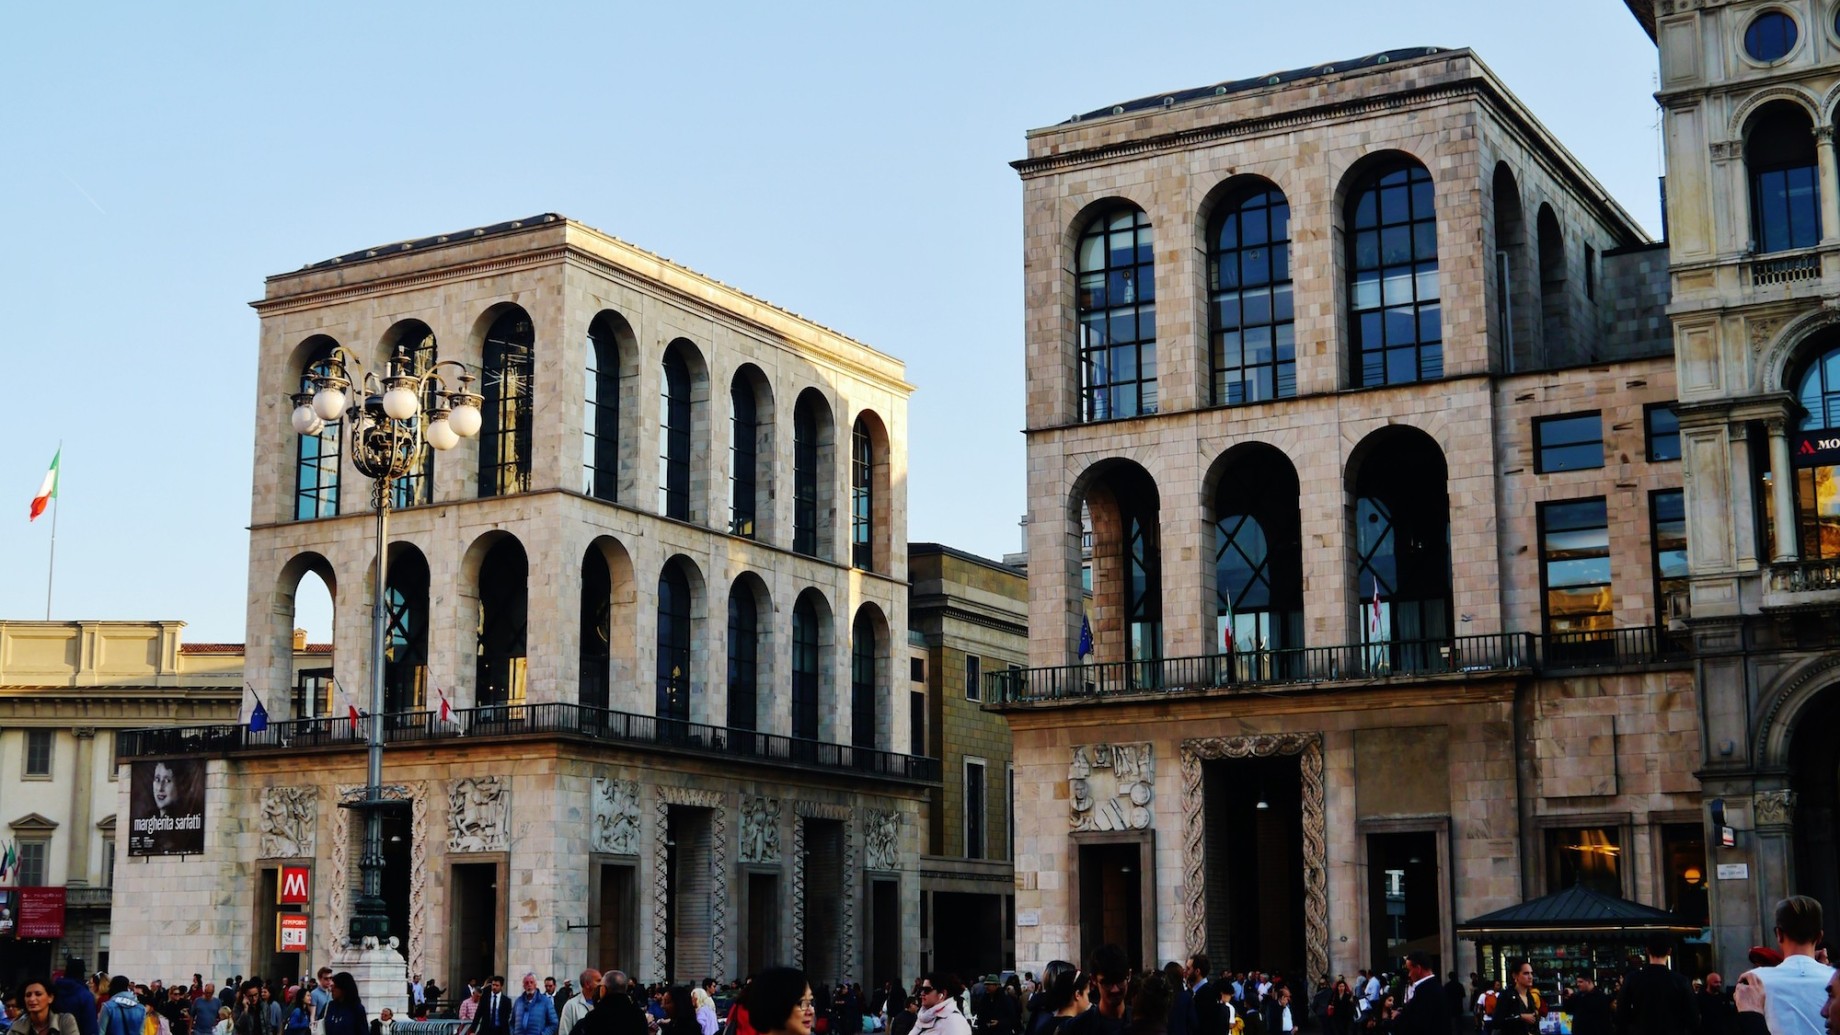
[17,887,66,939]
[1794,432,1840,468]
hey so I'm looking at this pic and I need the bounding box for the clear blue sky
[0,1,1661,642]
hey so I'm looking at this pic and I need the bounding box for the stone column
[1767,419,1799,563]
[1817,127,1840,246]
[66,728,96,883]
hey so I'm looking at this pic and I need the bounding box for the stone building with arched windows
[107,216,940,996]
[1629,0,1840,976]
[1000,47,1712,985]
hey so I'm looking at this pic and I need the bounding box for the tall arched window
[1348,160,1441,387]
[383,546,429,715]
[1077,460,1163,673]
[727,585,759,730]
[390,324,437,508]
[731,375,758,538]
[1537,205,1568,362]
[295,343,341,520]
[660,348,692,520]
[851,612,877,749]
[1793,341,1840,559]
[1210,186,1294,404]
[1351,429,1452,668]
[1077,207,1157,421]
[476,538,529,706]
[656,561,692,722]
[791,594,821,740]
[580,548,612,709]
[479,310,534,497]
[1213,447,1304,668]
[584,316,621,502]
[793,395,821,557]
[1747,102,1821,254]
[852,418,874,570]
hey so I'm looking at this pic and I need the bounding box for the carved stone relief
[447,776,509,852]
[1181,734,1327,983]
[1755,789,1797,826]
[259,785,316,858]
[593,778,642,856]
[1070,742,1155,832]
[739,796,782,864]
[864,809,899,872]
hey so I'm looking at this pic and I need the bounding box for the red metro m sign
[278,866,310,905]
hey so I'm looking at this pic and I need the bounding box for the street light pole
[292,344,482,947]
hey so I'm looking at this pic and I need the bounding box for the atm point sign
[278,866,310,905]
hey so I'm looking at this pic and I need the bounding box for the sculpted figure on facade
[739,796,782,863]
[448,776,509,852]
[1069,742,1155,832]
[593,778,642,856]
[259,785,317,858]
[865,809,900,871]
[1755,789,1798,826]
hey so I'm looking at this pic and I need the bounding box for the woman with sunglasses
[911,976,969,1035]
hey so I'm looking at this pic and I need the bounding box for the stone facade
[109,217,931,993]
[1002,48,1706,984]
[1631,0,1840,971]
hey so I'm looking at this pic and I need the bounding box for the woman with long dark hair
[1025,963,1080,1035]
[320,976,366,1035]
[749,969,816,1035]
[660,988,698,1035]
[17,980,80,1035]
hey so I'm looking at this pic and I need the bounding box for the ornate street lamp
[291,344,482,945]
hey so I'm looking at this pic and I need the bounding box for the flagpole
[45,492,58,621]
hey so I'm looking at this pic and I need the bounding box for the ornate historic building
[1628,0,1840,970]
[108,216,931,993]
[998,48,1710,983]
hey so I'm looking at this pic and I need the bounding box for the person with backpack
[102,978,150,1035]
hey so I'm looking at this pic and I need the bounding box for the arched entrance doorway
[1788,684,1840,926]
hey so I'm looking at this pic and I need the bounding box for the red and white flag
[437,687,453,724]
[28,449,59,521]
[336,683,361,732]
[1369,579,1382,635]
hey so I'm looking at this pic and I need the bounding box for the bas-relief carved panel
[448,776,509,852]
[1755,789,1797,826]
[259,786,316,858]
[864,809,899,872]
[1180,734,1327,983]
[1070,742,1154,832]
[739,797,782,864]
[593,778,642,856]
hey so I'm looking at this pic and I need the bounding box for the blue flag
[248,693,269,733]
[1078,614,1094,658]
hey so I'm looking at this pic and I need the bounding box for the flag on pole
[1,841,14,880]
[1369,578,1382,636]
[1078,614,1094,658]
[29,449,59,521]
[1222,586,1236,652]
[437,687,453,724]
[247,690,269,733]
[336,683,360,733]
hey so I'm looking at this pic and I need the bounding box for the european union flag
[248,694,269,733]
[1078,614,1094,658]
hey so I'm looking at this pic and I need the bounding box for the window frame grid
[1210,187,1296,405]
[23,729,53,778]
[791,598,821,740]
[659,351,692,520]
[1076,207,1158,422]
[851,420,874,570]
[390,330,438,509]
[1348,163,1442,388]
[851,617,877,749]
[793,401,819,557]
[727,588,759,731]
[478,315,535,498]
[1538,496,1614,637]
[584,325,620,502]
[964,758,988,860]
[730,379,757,538]
[1645,402,1682,463]
[1650,488,1687,627]
[1534,411,1607,474]
[965,654,981,702]
[294,354,341,520]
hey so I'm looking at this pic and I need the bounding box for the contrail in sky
[64,174,106,214]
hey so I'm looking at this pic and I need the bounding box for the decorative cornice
[10,812,60,832]
[250,248,569,316]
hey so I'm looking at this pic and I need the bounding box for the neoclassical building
[1628,0,1840,970]
[109,216,931,993]
[998,48,1710,983]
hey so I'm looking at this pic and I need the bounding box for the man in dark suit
[1392,952,1449,1035]
[477,977,514,1035]
[1185,955,1223,1035]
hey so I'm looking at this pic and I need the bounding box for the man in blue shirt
[513,974,558,1035]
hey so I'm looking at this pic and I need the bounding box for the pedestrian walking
[913,976,971,1035]
[20,979,82,1035]
[320,975,366,1035]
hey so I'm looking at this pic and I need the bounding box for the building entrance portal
[450,863,500,997]
[803,819,844,984]
[1077,842,1144,966]
[596,863,639,975]
[666,807,714,983]
[1201,754,1305,976]
[1789,685,1840,926]
[1366,831,1441,972]
[744,871,780,978]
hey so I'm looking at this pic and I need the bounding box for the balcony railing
[1750,250,1822,286]
[1541,625,1689,671]
[988,632,1536,704]
[116,703,939,783]
[1770,557,1840,593]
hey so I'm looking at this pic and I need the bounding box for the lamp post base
[331,936,409,1019]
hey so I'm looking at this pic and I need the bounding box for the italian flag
[29,449,59,521]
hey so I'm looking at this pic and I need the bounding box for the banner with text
[128,758,207,856]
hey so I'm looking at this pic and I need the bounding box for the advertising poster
[128,758,206,856]
[16,887,65,939]
[0,889,14,938]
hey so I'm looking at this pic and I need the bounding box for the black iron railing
[115,702,939,782]
[989,632,1537,704]
[1541,625,1688,671]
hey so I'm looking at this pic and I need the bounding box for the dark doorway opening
[1366,831,1441,973]
[666,807,714,983]
[1790,686,1840,928]
[1202,754,1305,977]
[744,872,780,977]
[804,819,844,984]
[382,808,411,958]
[1077,842,1145,969]
[253,865,302,986]
[869,879,900,991]
[596,863,638,975]
[933,891,1007,984]
[450,863,500,996]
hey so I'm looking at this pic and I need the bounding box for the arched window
[656,561,692,722]
[852,418,874,570]
[791,594,821,740]
[584,316,621,502]
[1747,102,1821,254]
[383,546,429,715]
[1213,447,1304,671]
[1077,461,1163,671]
[793,394,823,557]
[1077,207,1157,421]
[1792,342,1840,559]
[580,548,612,709]
[295,343,341,520]
[727,585,759,731]
[476,538,529,707]
[1351,429,1452,669]
[1348,160,1441,387]
[731,375,758,538]
[389,324,437,508]
[660,348,692,520]
[1210,186,1294,404]
[479,310,534,497]
[1537,205,1568,362]
[851,612,877,749]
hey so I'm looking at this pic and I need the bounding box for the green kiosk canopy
[1459,885,1704,992]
